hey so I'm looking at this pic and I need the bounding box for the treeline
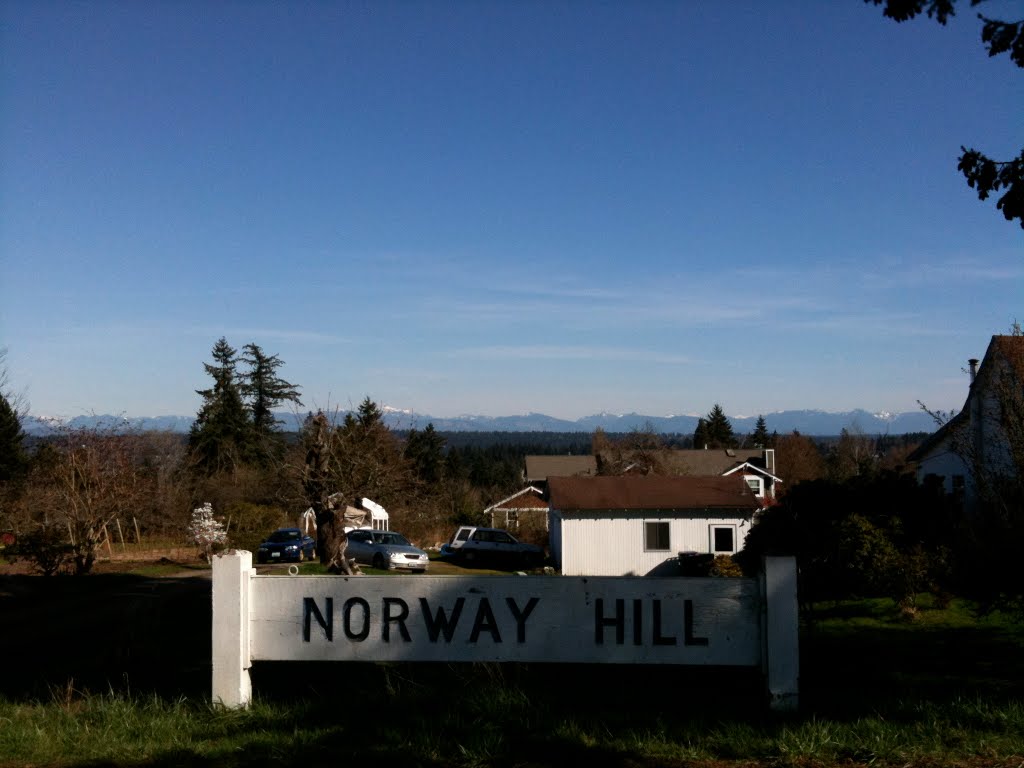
[0,340,591,574]
[1,340,971,605]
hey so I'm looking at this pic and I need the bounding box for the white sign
[212,553,798,711]
[252,575,761,665]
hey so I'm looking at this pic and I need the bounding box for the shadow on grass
[0,572,212,700]
[2,577,1024,733]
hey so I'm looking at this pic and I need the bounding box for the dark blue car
[256,527,316,564]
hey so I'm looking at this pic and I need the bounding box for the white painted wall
[915,440,970,495]
[555,511,753,576]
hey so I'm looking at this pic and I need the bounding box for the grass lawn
[1,571,1022,767]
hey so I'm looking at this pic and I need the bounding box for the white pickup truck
[440,526,544,568]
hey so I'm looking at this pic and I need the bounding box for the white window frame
[743,474,764,498]
[644,520,671,552]
[709,524,738,554]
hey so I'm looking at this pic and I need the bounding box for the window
[710,525,736,554]
[743,475,763,497]
[644,521,670,551]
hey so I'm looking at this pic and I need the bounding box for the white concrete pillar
[212,550,253,708]
[762,556,799,712]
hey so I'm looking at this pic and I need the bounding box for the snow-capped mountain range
[20,408,938,436]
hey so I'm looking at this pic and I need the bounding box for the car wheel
[372,554,385,570]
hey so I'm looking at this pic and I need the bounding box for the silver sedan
[346,529,429,572]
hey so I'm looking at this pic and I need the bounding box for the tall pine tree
[750,415,770,448]
[693,417,709,450]
[241,343,302,464]
[0,349,28,484]
[189,338,253,474]
[0,391,28,484]
[702,404,737,449]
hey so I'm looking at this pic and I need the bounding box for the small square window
[645,521,670,551]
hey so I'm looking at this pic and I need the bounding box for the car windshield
[268,530,300,543]
[372,532,410,546]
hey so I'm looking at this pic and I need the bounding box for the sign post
[212,552,798,710]
[212,550,252,708]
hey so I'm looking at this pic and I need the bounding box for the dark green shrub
[18,524,73,576]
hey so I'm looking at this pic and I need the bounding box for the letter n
[304,597,333,642]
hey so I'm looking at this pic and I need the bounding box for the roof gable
[721,461,782,483]
[483,486,548,514]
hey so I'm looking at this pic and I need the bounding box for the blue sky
[2,1,1021,422]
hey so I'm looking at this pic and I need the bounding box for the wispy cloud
[771,311,947,337]
[450,345,693,364]
[191,327,352,344]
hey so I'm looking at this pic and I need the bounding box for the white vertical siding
[557,511,753,576]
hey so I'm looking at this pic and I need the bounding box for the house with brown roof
[525,448,781,499]
[547,475,761,576]
[613,448,781,500]
[524,455,597,488]
[909,334,1024,509]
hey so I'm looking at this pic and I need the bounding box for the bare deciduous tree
[49,427,150,575]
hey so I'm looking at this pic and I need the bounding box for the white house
[547,475,761,576]
[910,334,1024,509]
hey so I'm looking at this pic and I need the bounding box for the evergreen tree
[405,423,446,484]
[189,338,253,474]
[0,391,28,485]
[241,344,302,434]
[241,343,302,464]
[356,397,384,429]
[703,404,737,449]
[0,349,28,485]
[750,415,770,448]
[693,417,708,450]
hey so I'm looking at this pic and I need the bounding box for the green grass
[2,671,1023,767]
[3,593,1024,767]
